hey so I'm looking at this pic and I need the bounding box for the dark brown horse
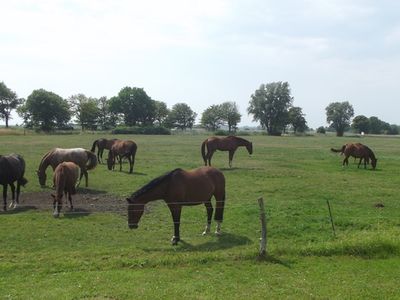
[51,162,79,218]
[37,148,97,187]
[107,140,137,174]
[201,136,253,167]
[126,166,226,245]
[0,154,28,211]
[90,138,120,163]
[331,143,377,169]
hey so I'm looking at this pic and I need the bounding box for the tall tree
[18,89,71,131]
[201,105,224,131]
[220,101,241,133]
[166,103,197,130]
[247,81,293,136]
[68,94,100,131]
[325,101,354,137]
[369,116,390,134]
[109,87,156,126]
[154,101,169,126]
[288,106,307,133]
[0,82,22,128]
[352,115,370,134]
[97,96,117,130]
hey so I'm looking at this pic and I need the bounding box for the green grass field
[1,133,399,299]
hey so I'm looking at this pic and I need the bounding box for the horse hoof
[53,213,60,218]
[171,236,180,245]
[215,231,222,236]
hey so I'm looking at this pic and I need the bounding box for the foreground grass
[0,133,400,298]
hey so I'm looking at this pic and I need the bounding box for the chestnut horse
[0,154,28,211]
[107,140,137,174]
[37,148,97,187]
[90,138,120,164]
[331,143,377,169]
[201,136,253,167]
[51,162,79,218]
[126,166,226,245]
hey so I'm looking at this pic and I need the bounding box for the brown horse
[126,166,226,245]
[331,143,377,169]
[0,154,28,211]
[107,140,137,174]
[37,148,97,187]
[90,138,120,164]
[51,162,80,218]
[201,136,253,168]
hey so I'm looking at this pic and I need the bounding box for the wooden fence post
[258,197,267,257]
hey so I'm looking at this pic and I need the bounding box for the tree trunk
[5,115,9,128]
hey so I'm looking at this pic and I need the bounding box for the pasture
[1,133,399,299]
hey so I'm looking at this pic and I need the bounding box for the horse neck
[367,148,376,161]
[39,153,52,173]
[135,181,168,205]
[235,137,249,147]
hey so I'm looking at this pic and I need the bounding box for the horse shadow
[0,206,37,215]
[63,208,91,218]
[77,188,108,195]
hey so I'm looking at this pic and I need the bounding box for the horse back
[54,162,79,194]
[0,154,25,183]
[169,167,225,203]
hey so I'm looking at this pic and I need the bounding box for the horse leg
[119,156,123,172]
[9,182,15,209]
[214,194,225,235]
[343,156,349,167]
[228,150,235,168]
[53,198,61,218]
[68,192,73,211]
[97,149,101,164]
[2,184,7,211]
[167,204,182,245]
[128,156,133,174]
[202,201,213,235]
[84,170,88,187]
[15,181,21,209]
[207,151,214,166]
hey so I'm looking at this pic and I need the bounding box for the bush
[112,126,171,135]
[316,126,326,134]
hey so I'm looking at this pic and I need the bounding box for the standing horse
[331,143,377,169]
[90,138,120,164]
[126,166,226,245]
[201,136,253,168]
[51,162,79,218]
[107,140,137,174]
[0,154,28,211]
[37,148,97,187]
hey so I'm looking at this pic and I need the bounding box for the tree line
[0,80,397,135]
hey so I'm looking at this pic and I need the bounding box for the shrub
[112,126,171,135]
[316,126,326,134]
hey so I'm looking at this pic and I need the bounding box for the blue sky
[1,0,399,128]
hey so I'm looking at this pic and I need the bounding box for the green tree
[247,81,293,136]
[351,115,370,134]
[201,105,224,131]
[220,101,241,133]
[97,96,117,130]
[68,94,100,131]
[18,89,71,131]
[154,101,169,126]
[369,116,390,134]
[0,82,22,128]
[109,87,156,126]
[288,106,307,133]
[325,101,354,137]
[166,103,197,130]
[387,124,399,135]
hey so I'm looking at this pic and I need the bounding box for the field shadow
[63,208,91,218]
[77,188,108,195]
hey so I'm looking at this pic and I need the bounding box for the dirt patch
[14,189,126,214]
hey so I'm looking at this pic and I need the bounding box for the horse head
[107,151,115,170]
[37,169,46,187]
[126,197,145,229]
[246,142,253,155]
[371,158,377,170]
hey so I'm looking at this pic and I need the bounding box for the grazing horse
[331,143,377,169]
[51,162,79,218]
[126,166,226,245]
[0,154,28,211]
[90,138,120,164]
[107,140,137,174]
[37,148,97,187]
[201,136,253,168]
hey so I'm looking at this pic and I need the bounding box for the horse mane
[364,145,376,161]
[38,150,54,171]
[229,136,249,144]
[131,168,183,199]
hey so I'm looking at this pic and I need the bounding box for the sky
[1,0,400,128]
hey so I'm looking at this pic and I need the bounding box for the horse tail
[85,150,98,170]
[214,172,226,222]
[330,145,345,154]
[201,139,207,165]
[90,140,98,152]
